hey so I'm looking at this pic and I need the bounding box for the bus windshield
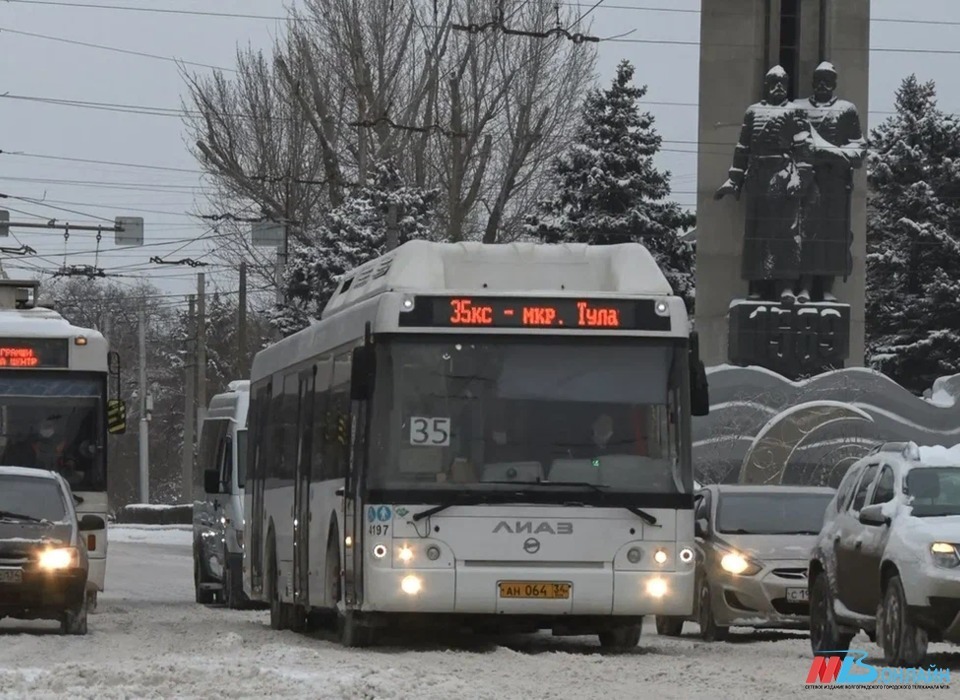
[0,374,106,492]
[368,338,687,498]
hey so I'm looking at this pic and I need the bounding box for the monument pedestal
[728,299,850,379]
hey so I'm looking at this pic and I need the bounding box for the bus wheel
[598,624,641,649]
[269,548,285,630]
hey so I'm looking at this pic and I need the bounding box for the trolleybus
[244,241,709,647]
[0,279,126,608]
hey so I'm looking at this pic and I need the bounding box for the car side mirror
[204,468,222,495]
[695,517,709,539]
[858,504,890,527]
[78,514,105,532]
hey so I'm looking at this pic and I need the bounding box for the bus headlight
[398,545,414,563]
[373,544,388,559]
[401,575,422,595]
[426,545,441,561]
[646,578,668,598]
[654,300,670,317]
[627,547,642,564]
[679,547,694,564]
[39,547,78,570]
[653,549,668,565]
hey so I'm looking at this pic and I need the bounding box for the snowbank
[108,524,192,547]
[927,374,960,408]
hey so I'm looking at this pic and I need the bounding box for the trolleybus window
[0,375,105,492]
[369,339,685,495]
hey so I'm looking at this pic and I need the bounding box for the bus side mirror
[689,332,710,416]
[107,399,127,435]
[350,345,375,401]
[204,468,222,495]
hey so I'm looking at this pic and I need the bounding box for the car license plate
[787,587,808,603]
[498,581,571,599]
[0,568,22,584]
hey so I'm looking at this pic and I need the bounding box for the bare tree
[182,0,596,284]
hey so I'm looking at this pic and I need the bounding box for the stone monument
[695,0,870,380]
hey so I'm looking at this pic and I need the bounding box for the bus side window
[282,373,299,484]
[267,382,284,482]
[219,437,233,492]
[313,356,333,481]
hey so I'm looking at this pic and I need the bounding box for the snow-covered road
[1,526,955,699]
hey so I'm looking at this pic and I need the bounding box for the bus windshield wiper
[526,481,659,526]
[0,509,44,523]
[411,496,490,522]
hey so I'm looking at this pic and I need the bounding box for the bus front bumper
[361,567,695,617]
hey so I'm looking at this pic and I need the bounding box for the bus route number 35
[409,416,451,446]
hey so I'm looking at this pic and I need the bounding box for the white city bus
[0,279,126,609]
[244,241,709,647]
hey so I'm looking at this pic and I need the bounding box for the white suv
[808,442,960,665]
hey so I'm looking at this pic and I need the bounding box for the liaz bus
[244,241,709,647]
[0,279,126,610]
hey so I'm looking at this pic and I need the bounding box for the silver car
[656,484,835,640]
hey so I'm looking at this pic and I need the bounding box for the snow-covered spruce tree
[866,75,960,394]
[526,59,696,310]
[272,160,439,335]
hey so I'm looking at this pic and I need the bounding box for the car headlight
[931,542,960,569]
[720,551,762,576]
[38,547,79,570]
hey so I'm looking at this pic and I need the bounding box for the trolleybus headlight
[653,548,668,565]
[38,547,78,570]
[372,544,388,559]
[679,547,694,564]
[626,547,642,564]
[401,575,422,595]
[426,545,441,561]
[646,578,668,598]
[401,296,415,311]
[398,545,414,562]
[655,301,670,317]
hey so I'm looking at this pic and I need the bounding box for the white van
[192,380,250,608]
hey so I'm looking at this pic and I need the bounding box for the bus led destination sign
[399,296,671,331]
[0,338,69,368]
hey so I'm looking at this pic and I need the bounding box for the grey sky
[1,0,957,306]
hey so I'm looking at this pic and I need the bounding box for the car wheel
[809,573,853,656]
[879,574,928,667]
[598,624,642,649]
[655,615,685,637]
[61,595,88,636]
[698,581,728,642]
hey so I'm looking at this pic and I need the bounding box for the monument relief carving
[718,63,865,378]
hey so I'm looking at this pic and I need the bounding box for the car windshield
[0,375,105,492]
[716,492,834,535]
[0,474,67,522]
[367,337,689,498]
[907,467,960,517]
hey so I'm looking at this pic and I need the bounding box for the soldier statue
[794,62,867,302]
[715,66,814,305]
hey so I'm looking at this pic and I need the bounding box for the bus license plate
[786,587,808,603]
[498,581,571,599]
[0,568,22,584]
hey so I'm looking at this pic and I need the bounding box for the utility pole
[138,300,149,504]
[182,295,196,504]
[386,203,399,251]
[196,273,207,430]
[238,262,247,372]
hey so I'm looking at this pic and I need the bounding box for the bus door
[249,385,269,595]
[293,370,315,607]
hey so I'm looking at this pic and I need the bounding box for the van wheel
[598,624,641,649]
[655,615,685,637]
[194,554,215,605]
[61,595,88,635]
[809,573,853,656]
[879,575,928,667]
